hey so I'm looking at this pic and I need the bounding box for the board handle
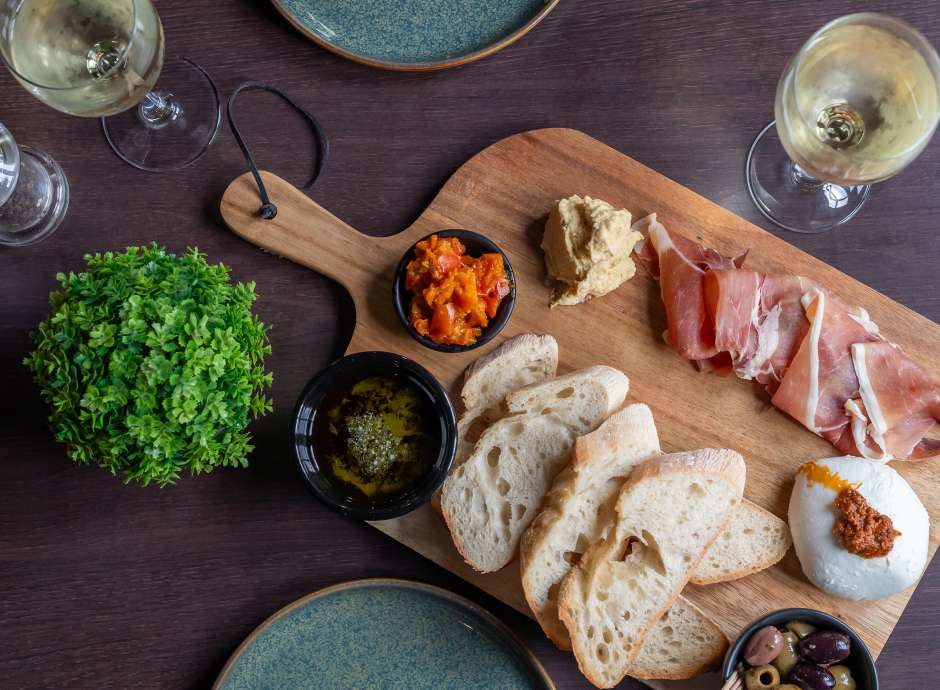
[220,171,376,304]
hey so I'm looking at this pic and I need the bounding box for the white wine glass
[746,13,940,233]
[0,0,221,172]
[0,120,69,246]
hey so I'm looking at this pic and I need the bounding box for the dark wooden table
[2,1,939,688]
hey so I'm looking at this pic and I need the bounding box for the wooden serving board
[221,128,940,686]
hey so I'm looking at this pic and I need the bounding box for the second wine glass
[0,0,220,172]
[746,13,940,233]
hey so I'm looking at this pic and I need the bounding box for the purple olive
[790,663,836,690]
[743,625,784,665]
[798,630,851,665]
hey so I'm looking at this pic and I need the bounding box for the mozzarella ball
[788,456,929,601]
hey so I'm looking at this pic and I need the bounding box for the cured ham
[701,269,814,388]
[846,342,940,460]
[636,217,940,461]
[635,214,743,361]
[771,290,881,451]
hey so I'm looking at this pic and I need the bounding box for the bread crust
[505,364,628,419]
[461,333,558,415]
[624,448,747,497]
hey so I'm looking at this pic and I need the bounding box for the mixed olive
[740,620,857,690]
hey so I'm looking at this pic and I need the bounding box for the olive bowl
[723,608,878,690]
[291,351,457,521]
[392,229,516,353]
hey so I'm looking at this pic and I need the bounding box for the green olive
[785,620,817,638]
[744,664,780,690]
[830,664,857,690]
[778,686,801,690]
[772,631,800,676]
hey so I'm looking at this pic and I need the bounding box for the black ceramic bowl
[392,229,516,353]
[723,608,878,690]
[291,351,457,521]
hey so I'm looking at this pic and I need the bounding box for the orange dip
[405,235,510,346]
[833,488,901,558]
[797,461,860,493]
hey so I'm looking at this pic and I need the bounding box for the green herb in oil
[317,375,434,498]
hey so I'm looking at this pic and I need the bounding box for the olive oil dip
[314,375,436,499]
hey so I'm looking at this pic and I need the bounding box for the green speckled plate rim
[212,577,556,690]
[269,0,561,72]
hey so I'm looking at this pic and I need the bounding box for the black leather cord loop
[226,81,330,220]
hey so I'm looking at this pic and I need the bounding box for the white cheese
[789,456,929,600]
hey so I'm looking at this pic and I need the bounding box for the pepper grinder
[0,121,68,247]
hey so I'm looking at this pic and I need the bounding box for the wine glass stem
[789,162,825,190]
[139,91,181,128]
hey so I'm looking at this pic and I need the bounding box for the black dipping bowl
[292,351,457,521]
[392,229,516,353]
[723,608,878,690]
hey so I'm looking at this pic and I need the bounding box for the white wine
[776,18,940,184]
[2,0,164,117]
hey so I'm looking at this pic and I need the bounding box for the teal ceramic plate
[214,578,555,690]
[271,0,560,71]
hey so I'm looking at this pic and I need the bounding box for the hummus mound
[541,195,641,307]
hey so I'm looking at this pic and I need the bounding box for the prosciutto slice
[771,290,881,445]
[751,274,814,392]
[845,342,940,460]
[637,220,940,461]
[635,214,742,361]
[704,268,761,368]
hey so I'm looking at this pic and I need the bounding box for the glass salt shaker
[0,121,69,247]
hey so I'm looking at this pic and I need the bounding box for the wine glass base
[746,121,870,234]
[0,145,69,247]
[101,57,221,172]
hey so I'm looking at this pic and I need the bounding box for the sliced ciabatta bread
[520,404,662,649]
[558,449,746,688]
[522,404,782,652]
[690,500,791,585]
[441,366,630,573]
[430,408,489,517]
[433,334,560,518]
[506,365,629,437]
[631,597,729,680]
[440,413,576,572]
[461,334,559,421]
[458,333,561,460]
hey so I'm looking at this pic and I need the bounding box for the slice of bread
[631,597,729,680]
[429,408,490,517]
[506,365,629,437]
[690,500,791,584]
[441,366,630,573]
[440,413,576,572]
[520,404,662,649]
[558,449,746,688]
[461,334,559,420]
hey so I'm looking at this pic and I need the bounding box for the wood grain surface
[219,126,940,683]
[2,1,939,689]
